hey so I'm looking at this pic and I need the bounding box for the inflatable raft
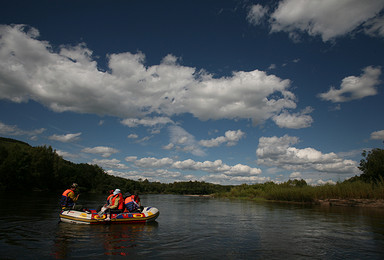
[59,206,159,224]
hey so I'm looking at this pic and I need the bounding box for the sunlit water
[1,193,384,259]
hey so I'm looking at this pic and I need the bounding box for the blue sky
[1,0,384,185]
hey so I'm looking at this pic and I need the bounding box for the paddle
[98,205,108,217]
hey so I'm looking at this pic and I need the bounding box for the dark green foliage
[358,148,384,183]
[0,137,228,195]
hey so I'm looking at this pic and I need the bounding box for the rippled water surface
[1,193,384,259]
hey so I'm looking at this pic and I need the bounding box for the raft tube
[59,206,159,224]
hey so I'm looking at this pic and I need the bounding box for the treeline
[0,137,230,194]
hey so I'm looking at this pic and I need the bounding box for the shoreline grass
[214,179,384,203]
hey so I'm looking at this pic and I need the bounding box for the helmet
[113,189,121,195]
[71,183,78,189]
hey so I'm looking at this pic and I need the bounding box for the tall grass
[215,179,384,203]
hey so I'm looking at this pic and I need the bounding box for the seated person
[124,192,141,212]
[105,189,124,221]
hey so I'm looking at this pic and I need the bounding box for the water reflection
[101,222,158,257]
[53,221,158,258]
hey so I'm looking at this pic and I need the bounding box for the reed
[215,178,384,202]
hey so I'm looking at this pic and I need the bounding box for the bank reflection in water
[53,221,158,258]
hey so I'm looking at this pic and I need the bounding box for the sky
[1,0,384,186]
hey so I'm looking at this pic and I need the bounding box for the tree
[358,148,384,182]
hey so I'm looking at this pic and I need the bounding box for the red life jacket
[111,193,124,210]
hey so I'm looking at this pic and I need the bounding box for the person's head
[113,189,121,195]
[71,183,78,190]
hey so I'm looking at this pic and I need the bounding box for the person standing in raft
[105,189,124,221]
[61,183,82,210]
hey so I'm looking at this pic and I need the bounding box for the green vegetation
[215,178,384,202]
[0,137,230,194]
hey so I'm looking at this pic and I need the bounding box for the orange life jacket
[106,194,114,204]
[124,195,139,212]
[111,193,124,210]
[61,189,75,208]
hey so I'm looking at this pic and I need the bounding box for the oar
[98,205,108,217]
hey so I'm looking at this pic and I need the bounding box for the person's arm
[68,191,78,202]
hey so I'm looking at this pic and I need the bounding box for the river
[0,192,384,259]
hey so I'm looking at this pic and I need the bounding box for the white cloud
[272,107,313,129]
[248,0,384,41]
[55,149,77,159]
[125,156,261,177]
[319,66,381,102]
[247,4,268,25]
[0,24,298,128]
[127,134,138,139]
[256,135,359,175]
[133,157,174,168]
[162,143,174,150]
[82,146,119,157]
[48,132,81,142]
[364,16,384,37]
[371,130,384,140]
[121,117,174,127]
[106,169,183,183]
[168,125,206,156]
[125,156,137,162]
[91,158,129,169]
[290,171,301,178]
[0,121,45,136]
[199,129,245,147]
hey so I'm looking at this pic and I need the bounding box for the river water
[0,192,384,259]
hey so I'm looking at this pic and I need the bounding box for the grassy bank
[214,179,384,203]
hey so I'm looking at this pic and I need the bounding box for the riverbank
[315,198,384,208]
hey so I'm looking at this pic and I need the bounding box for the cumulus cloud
[167,125,206,156]
[121,117,174,127]
[100,156,262,184]
[247,4,268,25]
[370,130,384,140]
[127,134,138,139]
[256,135,359,175]
[90,158,129,169]
[48,132,81,142]
[199,130,245,147]
[290,171,301,178]
[0,121,45,137]
[0,24,297,127]
[272,107,313,129]
[319,66,381,102]
[106,169,183,183]
[364,16,384,37]
[55,150,77,159]
[247,0,384,41]
[126,156,261,177]
[82,146,119,157]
